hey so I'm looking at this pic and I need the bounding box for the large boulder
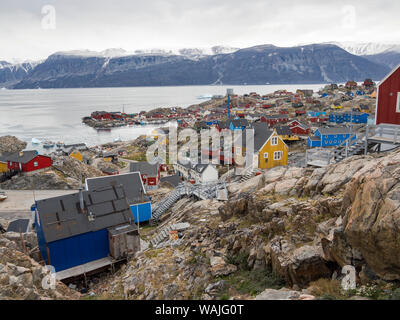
[269,237,331,287]
[343,154,400,280]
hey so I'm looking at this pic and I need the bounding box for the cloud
[0,0,399,61]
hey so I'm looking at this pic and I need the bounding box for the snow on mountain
[328,42,400,56]
[49,46,240,59]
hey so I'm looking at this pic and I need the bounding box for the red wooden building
[130,162,160,189]
[6,151,52,173]
[260,114,289,126]
[287,120,310,135]
[375,64,400,125]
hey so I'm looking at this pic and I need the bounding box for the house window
[397,93,400,113]
[34,162,38,167]
[264,152,268,159]
[273,151,282,160]
[271,136,278,146]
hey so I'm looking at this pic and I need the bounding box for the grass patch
[308,278,343,299]
[222,252,286,297]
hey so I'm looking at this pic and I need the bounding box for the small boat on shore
[56,141,64,148]
[43,141,55,148]
[0,192,7,202]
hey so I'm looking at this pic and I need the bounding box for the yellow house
[0,160,9,173]
[234,123,288,170]
[69,150,83,162]
[257,130,288,169]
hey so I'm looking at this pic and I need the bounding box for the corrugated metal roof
[36,185,134,243]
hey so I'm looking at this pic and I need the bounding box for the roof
[130,162,159,176]
[235,123,274,151]
[317,127,352,135]
[218,120,230,129]
[36,185,136,243]
[262,114,289,119]
[309,136,322,141]
[160,175,182,188]
[7,219,30,233]
[86,172,147,205]
[177,159,215,174]
[231,119,249,127]
[2,150,41,164]
[274,125,292,136]
[378,63,400,87]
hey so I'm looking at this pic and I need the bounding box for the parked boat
[56,141,64,148]
[43,141,55,148]
[0,192,7,202]
[114,136,122,142]
[32,138,41,145]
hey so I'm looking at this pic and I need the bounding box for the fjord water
[0,84,325,152]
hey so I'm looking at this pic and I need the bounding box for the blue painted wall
[130,202,152,223]
[329,113,369,124]
[307,138,321,147]
[314,129,356,147]
[47,229,109,272]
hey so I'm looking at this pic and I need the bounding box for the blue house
[307,111,327,118]
[86,172,152,223]
[307,127,356,147]
[34,185,139,272]
[351,112,369,124]
[329,112,369,124]
[329,112,351,124]
[229,119,249,131]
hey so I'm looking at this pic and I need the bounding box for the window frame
[271,136,278,146]
[264,152,268,159]
[273,151,282,161]
[397,92,400,113]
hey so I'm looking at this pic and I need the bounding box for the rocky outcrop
[0,171,79,190]
[0,234,80,300]
[341,152,400,280]
[0,156,104,190]
[0,136,27,154]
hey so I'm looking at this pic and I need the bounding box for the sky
[1,0,400,61]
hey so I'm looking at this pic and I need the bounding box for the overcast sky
[1,0,400,61]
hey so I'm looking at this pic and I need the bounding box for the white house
[173,160,219,184]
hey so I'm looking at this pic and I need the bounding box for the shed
[34,185,138,272]
[129,162,160,190]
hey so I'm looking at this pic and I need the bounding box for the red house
[288,120,310,135]
[130,162,160,189]
[6,151,52,173]
[260,114,289,126]
[375,64,400,125]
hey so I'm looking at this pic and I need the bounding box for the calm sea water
[0,84,325,153]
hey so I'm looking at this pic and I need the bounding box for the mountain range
[1,42,398,89]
